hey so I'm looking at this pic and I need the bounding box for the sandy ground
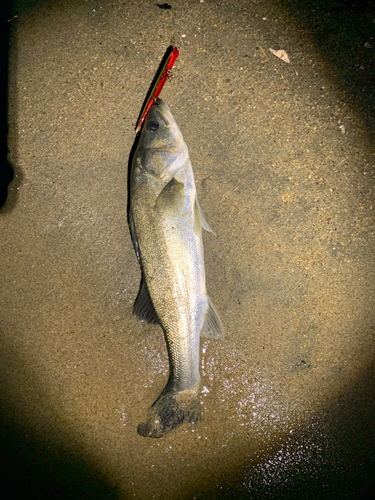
[1,0,375,498]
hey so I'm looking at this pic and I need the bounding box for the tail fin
[137,388,201,438]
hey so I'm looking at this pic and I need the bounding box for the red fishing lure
[135,46,179,133]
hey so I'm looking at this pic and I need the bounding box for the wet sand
[1,0,375,498]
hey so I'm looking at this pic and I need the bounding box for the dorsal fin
[133,276,160,325]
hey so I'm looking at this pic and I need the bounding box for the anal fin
[200,297,223,339]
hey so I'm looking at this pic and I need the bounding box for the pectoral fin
[200,298,224,339]
[155,177,185,215]
[194,198,216,235]
[133,276,160,325]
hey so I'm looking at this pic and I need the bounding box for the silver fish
[129,98,223,438]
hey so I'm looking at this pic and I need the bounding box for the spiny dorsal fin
[194,198,216,236]
[200,297,223,339]
[133,276,160,325]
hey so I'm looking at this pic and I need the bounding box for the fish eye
[150,122,158,131]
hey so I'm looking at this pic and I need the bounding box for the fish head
[136,99,188,182]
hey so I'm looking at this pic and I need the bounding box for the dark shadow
[278,0,375,141]
[196,363,375,500]
[0,0,25,214]
[0,1,13,211]
[0,414,120,500]
[0,326,124,500]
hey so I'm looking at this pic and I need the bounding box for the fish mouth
[154,98,171,127]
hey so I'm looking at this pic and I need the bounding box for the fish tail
[137,387,201,438]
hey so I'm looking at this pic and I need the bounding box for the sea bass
[129,98,223,438]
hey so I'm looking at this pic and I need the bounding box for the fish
[129,98,223,438]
